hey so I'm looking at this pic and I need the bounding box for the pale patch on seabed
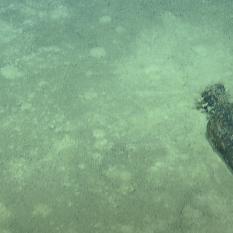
[105,165,135,195]
[32,203,52,218]
[19,2,69,21]
[0,202,11,233]
[0,19,21,43]
[0,65,23,80]
[99,15,112,24]
[89,47,107,59]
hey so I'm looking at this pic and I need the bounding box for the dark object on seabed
[197,83,233,172]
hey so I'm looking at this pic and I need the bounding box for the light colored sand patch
[55,134,76,153]
[22,18,35,27]
[89,47,106,58]
[0,202,11,233]
[93,129,105,139]
[85,70,93,77]
[20,102,32,111]
[48,113,73,134]
[0,20,21,43]
[0,65,23,80]
[0,229,11,233]
[92,152,104,164]
[192,45,208,57]
[51,5,69,20]
[78,163,86,170]
[92,128,110,150]
[148,161,165,173]
[20,3,69,21]
[7,158,31,190]
[115,26,125,34]
[20,4,41,18]
[106,166,132,182]
[21,46,62,72]
[0,202,11,221]
[105,166,135,194]
[32,203,52,218]
[94,138,108,150]
[144,65,160,75]
[38,80,48,87]
[119,224,134,233]
[99,15,112,24]
[81,90,98,101]
[180,204,207,230]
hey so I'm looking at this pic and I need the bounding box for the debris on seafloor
[196,83,233,173]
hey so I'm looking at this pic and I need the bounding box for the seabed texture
[0,1,233,233]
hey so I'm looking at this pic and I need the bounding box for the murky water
[0,1,233,232]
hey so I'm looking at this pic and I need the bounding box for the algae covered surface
[0,0,233,232]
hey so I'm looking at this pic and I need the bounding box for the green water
[0,0,233,232]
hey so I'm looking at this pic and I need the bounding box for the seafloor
[0,0,233,233]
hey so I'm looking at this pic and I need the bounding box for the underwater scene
[0,0,233,232]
